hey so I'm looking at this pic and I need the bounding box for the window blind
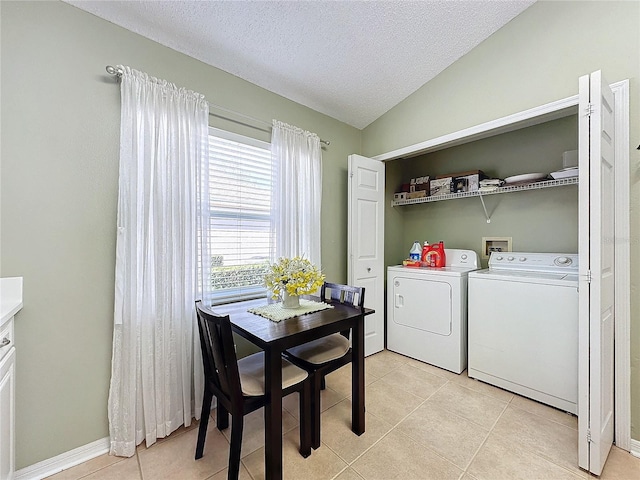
[207,127,273,303]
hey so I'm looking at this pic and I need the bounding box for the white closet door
[348,154,385,356]
[578,70,615,476]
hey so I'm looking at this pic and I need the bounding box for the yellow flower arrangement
[264,256,325,298]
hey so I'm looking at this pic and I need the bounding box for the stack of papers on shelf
[478,178,504,193]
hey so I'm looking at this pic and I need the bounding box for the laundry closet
[347,71,630,477]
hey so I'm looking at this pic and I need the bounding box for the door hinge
[587,270,592,284]
[585,102,594,117]
[587,429,592,443]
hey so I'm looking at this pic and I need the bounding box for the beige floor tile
[324,364,377,399]
[138,422,230,479]
[396,402,489,469]
[282,387,346,420]
[364,350,407,378]
[76,456,141,480]
[450,371,515,402]
[400,356,462,380]
[600,446,640,480]
[44,454,127,480]
[243,427,348,480]
[351,429,462,480]
[467,433,584,480]
[220,406,299,458]
[364,379,424,426]
[379,363,447,399]
[490,405,586,477]
[208,462,253,480]
[427,382,508,429]
[510,394,578,429]
[333,467,365,480]
[319,398,393,464]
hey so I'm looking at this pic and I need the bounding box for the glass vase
[282,290,300,309]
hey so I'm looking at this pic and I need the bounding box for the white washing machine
[387,249,479,374]
[468,252,579,414]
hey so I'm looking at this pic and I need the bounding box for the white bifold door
[578,70,615,476]
[347,154,385,356]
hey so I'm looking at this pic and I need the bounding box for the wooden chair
[283,282,365,449]
[194,301,311,479]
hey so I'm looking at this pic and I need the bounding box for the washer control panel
[488,252,578,274]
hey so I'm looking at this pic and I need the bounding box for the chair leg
[298,381,312,457]
[311,373,323,449]
[320,376,326,390]
[217,401,229,430]
[195,390,213,460]
[228,414,244,480]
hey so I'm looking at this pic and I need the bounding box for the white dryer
[387,249,479,374]
[468,252,579,414]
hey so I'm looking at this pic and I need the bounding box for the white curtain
[108,66,210,457]
[270,120,322,265]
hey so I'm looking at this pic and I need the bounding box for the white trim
[15,437,110,480]
[612,79,631,452]
[630,439,640,458]
[372,78,631,452]
[209,125,270,150]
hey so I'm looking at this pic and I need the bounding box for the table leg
[352,315,365,435]
[264,348,283,480]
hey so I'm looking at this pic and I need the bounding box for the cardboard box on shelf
[407,191,427,199]
[394,192,407,201]
[438,170,487,193]
[430,177,452,196]
[409,176,430,194]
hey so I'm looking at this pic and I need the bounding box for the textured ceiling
[65,0,536,129]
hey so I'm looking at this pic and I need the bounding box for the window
[207,127,273,304]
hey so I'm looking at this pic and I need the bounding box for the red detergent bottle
[425,241,446,267]
[420,241,430,264]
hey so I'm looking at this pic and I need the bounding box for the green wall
[389,116,579,268]
[0,1,360,468]
[363,1,640,440]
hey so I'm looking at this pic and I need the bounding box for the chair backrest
[195,301,244,403]
[320,282,365,308]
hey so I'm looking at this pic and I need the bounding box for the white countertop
[1,277,23,327]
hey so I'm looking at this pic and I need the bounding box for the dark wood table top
[214,296,374,350]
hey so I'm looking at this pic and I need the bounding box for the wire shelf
[391,177,579,207]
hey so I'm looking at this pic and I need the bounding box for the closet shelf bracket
[478,193,491,223]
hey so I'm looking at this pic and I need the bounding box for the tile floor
[47,350,640,480]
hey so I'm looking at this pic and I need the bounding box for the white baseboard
[631,439,640,458]
[15,437,110,480]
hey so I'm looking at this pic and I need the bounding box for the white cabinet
[0,277,22,480]
[0,340,16,480]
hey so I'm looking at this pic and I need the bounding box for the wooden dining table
[213,296,374,480]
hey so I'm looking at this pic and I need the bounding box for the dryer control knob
[495,256,503,261]
[461,254,467,260]
[519,257,527,262]
[507,256,515,261]
[394,280,400,287]
[555,256,572,266]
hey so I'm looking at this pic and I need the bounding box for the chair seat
[287,333,350,365]
[238,351,308,396]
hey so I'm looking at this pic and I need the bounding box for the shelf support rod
[478,193,491,223]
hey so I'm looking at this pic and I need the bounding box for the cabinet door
[578,70,615,476]
[348,154,385,356]
[0,347,16,480]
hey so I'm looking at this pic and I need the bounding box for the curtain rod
[106,65,330,146]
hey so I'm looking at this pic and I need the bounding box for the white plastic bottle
[409,241,422,260]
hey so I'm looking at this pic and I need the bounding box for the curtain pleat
[270,120,322,266]
[108,66,209,456]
